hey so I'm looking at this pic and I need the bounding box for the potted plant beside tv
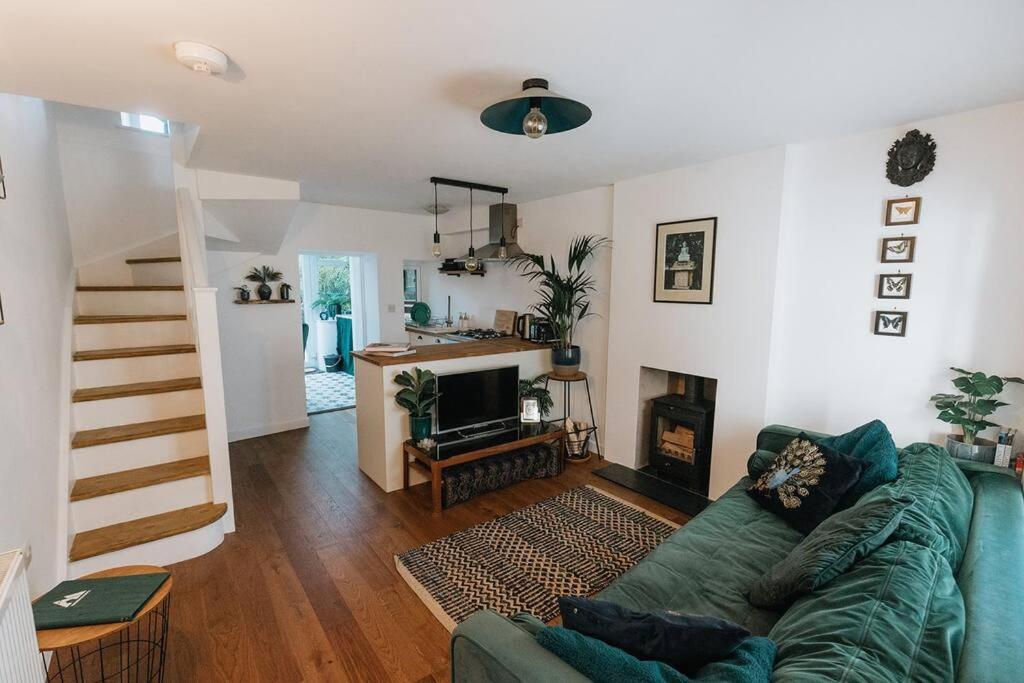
[508,235,610,377]
[245,265,284,301]
[930,367,1023,463]
[394,367,437,441]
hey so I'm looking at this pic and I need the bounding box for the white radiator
[0,550,45,683]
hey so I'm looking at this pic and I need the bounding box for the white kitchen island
[352,338,551,492]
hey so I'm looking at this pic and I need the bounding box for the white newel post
[192,287,235,532]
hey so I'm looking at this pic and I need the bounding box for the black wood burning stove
[648,376,715,496]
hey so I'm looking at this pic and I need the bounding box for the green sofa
[451,425,1024,682]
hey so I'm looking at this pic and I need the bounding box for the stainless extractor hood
[465,203,524,261]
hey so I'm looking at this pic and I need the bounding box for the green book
[32,572,169,630]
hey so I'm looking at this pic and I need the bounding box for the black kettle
[516,313,534,339]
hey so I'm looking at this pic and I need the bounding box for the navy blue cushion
[746,434,863,534]
[558,596,750,673]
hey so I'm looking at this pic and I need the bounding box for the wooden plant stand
[403,429,565,513]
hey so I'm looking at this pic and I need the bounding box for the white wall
[603,148,788,498]
[420,186,614,445]
[0,95,74,594]
[766,100,1024,446]
[52,104,177,266]
[210,202,432,441]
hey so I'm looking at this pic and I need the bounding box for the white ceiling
[3,1,1023,213]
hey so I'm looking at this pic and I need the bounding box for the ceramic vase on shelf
[257,283,273,301]
[551,345,581,377]
[279,283,292,300]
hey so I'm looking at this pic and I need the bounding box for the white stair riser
[128,262,184,287]
[68,517,224,578]
[72,475,212,531]
[73,429,209,477]
[73,320,193,351]
[76,291,186,316]
[73,389,205,431]
[74,353,200,388]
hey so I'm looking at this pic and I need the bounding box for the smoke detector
[174,42,228,75]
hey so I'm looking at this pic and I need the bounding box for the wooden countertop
[353,337,549,367]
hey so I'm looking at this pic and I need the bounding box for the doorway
[298,253,364,414]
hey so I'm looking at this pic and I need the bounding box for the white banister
[173,172,235,532]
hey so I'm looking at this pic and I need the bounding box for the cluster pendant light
[465,188,478,272]
[480,78,592,139]
[431,182,442,258]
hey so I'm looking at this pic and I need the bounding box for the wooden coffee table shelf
[403,429,565,513]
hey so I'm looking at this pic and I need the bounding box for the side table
[544,371,602,462]
[36,565,172,683]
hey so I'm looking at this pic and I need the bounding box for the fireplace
[648,375,714,496]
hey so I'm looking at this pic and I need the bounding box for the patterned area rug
[395,485,679,631]
[305,371,356,414]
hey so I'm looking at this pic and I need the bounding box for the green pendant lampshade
[480,78,591,138]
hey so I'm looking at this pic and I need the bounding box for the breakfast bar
[352,338,551,493]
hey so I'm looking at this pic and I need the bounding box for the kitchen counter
[353,336,546,366]
[353,337,552,493]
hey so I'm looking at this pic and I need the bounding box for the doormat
[395,485,679,631]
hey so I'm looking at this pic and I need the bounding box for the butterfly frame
[885,197,921,226]
[877,273,912,300]
[874,310,908,337]
[881,236,916,263]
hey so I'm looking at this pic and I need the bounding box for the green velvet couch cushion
[746,450,777,479]
[748,494,911,609]
[769,541,965,681]
[597,480,804,635]
[858,442,973,572]
[819,419,899,502]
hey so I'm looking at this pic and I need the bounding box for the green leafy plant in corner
[930,367,1023,444]
[393,367,437,417]
[312,291,352,316]
[244,265,284,284]
[507,235,610,350]
[519,375,554,418]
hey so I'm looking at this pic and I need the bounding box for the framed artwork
[881,236,916,263]
[520,397,541,424]
[877,273,912,299]
[654,217,717,304]
[885,197,921,226]
[874,311,908,337]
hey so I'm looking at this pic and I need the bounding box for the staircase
[68,254,228,576]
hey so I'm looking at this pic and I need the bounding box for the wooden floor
[164,410,690,682]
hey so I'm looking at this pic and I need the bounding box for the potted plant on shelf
[234,285,251,302]
[930,367,1023,463]
[245,265,284,301]
[312,291,351,319]
[508,235,610,376]
[394,367,437,441]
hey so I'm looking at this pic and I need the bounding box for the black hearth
[648,375,715,496]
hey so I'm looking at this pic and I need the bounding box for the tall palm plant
[507,235,610,350]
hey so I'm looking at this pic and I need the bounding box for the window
[403,267,419,319]
[119,112,169,135]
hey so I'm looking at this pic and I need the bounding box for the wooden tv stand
[402,428,565,513]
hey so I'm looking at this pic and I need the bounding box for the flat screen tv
[436,366,519,434]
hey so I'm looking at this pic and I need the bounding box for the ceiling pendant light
[431,182,442,258]
[481,78,591,139]
[465,188,478,272]
[498,191,509,259]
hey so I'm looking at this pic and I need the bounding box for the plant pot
[257,283,273,301]
[236,289,250,302]
[410,415,432,441]
[945,434,997,463]
[551,346,581,377]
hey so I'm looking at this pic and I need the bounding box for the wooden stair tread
[71,457,211,501]
[69,502,227,561]
[74,314,187,324]
[73,377,202,402]
[125,256,181,264]
[73,344,196,361]
[72,414,206,449]
[76,285,184,291]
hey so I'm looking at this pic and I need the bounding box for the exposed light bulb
[523,106,547,139]
[498,237,508,260]
[465,247,478,272]
[432,232,442,258]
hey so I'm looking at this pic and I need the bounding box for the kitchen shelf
[439,268,486,277]
[234,299,296,305]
